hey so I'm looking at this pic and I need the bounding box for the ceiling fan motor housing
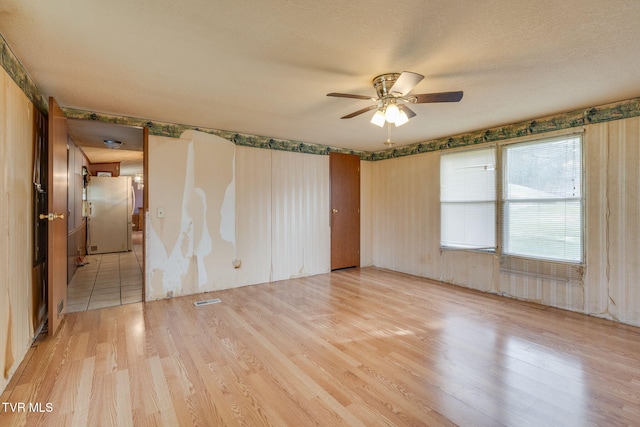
[373,73,401,99]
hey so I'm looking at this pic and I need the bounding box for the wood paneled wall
[360,161,374,267]
[67,220,86,283]
[269,150,330,280]
[235,147,330,285]
[583,118,640,325]
[146,119,640,328]
[0,67,38,391]
[67,139,87,282]
[366,117,640,327]
[146,132,236,299]
[146,135,331,300]
[87,162,120,177]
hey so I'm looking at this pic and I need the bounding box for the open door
[141,126,148,302]
[47,97,68,335]
[330,152,360,270]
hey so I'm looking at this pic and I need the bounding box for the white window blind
[502,135,583,263]
[440,147,496,250]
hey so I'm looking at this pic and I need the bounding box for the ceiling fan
[327,71,463,127]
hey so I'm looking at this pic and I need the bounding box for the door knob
[39,212,65,221]
[332,208,339,213]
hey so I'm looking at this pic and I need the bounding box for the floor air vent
[193,298,221,307]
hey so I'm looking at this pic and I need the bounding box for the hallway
[67,231,143,312]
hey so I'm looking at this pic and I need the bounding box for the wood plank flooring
[2,267,640,426]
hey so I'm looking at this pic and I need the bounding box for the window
[502,135,583,263]
[440,147,496,250]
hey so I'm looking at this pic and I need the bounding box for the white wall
[146,134,331,299]
[270,150,330,280]
[369,118,640,326]
[235,146,273,287]
[146,131,236,299]
[235,147,330,285]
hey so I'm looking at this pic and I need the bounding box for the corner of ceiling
[0,32,48,115]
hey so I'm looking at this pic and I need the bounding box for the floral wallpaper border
[63,97,640,161]
[4,33,640,161]
[366,97,640,161]
[61,108,368,158]
[0,33,48,115]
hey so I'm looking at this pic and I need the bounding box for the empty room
[2,1,640,426]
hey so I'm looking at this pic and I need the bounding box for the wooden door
[141,126,148,302]
[47,97,68,335]
[330,152,360,270]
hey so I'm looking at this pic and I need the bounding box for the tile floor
[67,233,143,312]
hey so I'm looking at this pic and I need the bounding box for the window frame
[439,145,497,252]
[499,134,584,266]
[439,131,585,275]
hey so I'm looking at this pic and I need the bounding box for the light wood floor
[2,268,640,426]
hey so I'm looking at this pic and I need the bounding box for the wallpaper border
[61,108,368,158]
[63,97,640,161]
[4,32,640,161]
[367,97,640,161]
[0,33,48,115]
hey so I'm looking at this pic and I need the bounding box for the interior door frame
[74,120,147,304]
[141,126,148,302]
[47,97,68,335]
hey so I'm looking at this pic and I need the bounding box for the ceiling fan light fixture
[103,139,123,149]
[384,103,400,123]
[327,71,463,133]
[394,109,409,127]
[370,110,386,127]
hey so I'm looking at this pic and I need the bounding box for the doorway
[64,120,146,312]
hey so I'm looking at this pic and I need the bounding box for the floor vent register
[193,298,222,307]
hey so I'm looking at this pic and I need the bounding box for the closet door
[330,152,360,270]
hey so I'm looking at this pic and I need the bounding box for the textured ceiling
[2,0,640,152]
[67,119,143,175]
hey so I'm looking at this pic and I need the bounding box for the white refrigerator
[87,176,134,254]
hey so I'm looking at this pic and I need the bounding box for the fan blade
[341,105,378,119]
[389,71,424,96]
[398,104,416,119]
[327,92,375,100]
[412,91,463,103]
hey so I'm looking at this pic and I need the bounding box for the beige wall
[237,146,331,284]
[3,34,640,396]
[0,68,36,391]
[146,131,236,299]
[360,160,374,267]
[67,139,87,281]
[584,118,640,325]
[366,118,640,326]
[147,117,640,328]
[146,132,331,300]
[2,63,640,397]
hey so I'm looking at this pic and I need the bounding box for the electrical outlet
[157,207,165,218]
